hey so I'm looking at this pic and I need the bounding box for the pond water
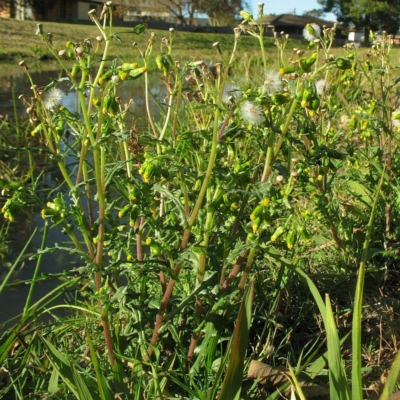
[0,67,167,122]
[0,67,167,327]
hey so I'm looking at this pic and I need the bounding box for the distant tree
[196,0,245,25]
[117,0,247,26]
[302,8,326,18]
[159,0,248,25]
[157,0,196,24]
[318,0,400,41]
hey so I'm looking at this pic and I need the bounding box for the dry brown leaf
[301,382,329,398]
[248,360,329,399]
[390,391,400,400]
[247,360,288,388]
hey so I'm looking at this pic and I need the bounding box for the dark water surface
[0,67,167,327]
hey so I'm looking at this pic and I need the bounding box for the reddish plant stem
[159,271,166,293]
[144,278,176,360]
[221,250,249,291]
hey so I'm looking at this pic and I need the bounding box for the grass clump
[1,3,400,399]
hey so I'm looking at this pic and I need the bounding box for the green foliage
[320,0,400,35]
[2,7,400,400]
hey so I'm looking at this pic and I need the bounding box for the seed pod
[155,54,164,70]
[279,66,297,75]
[271,226,285,242]
[31,124,42,136]
[132,23,147,35]
[118,204,131,218]
[261,198,270,207]
[310,97,320,111]
[102,94,119,116]
[98,70,113,85]
[305,23,319,38]
[250,205,263,221]
[365,59,372,71]
[299,52,317,73]
[368,101,376,115]
[335,57,352,70]
[70,63,81,77]
[128,66,147,79]
[239,10,253,21]
[252,216,261,233]
[92,97,101,107]
[129,187,140,202]
[286,229,296,249]
[301,89,312,108]
[150,244,161,255]
[120,62,138,71]
[297,225,310,241]
[55,118,64,137]
[118,70,129,81]
[348,115,357,130]
[271,93,289,105]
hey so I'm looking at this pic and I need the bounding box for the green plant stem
[144,63,159,139]
[159,90,175,142]
[146,33,238,360]
[187,190,215,359]
[0,228,38,295]
[146,90,222,361]
[171,74,184,142]
[238,247,258,290]
[221,249,249,291]
[351,170,384,399]
[12,87,20,137]
[181,109,221,247]
[261,96,300,182]
[258,26,268,73]
[23,222,49,317]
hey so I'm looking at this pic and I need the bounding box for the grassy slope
[0,17,305,67]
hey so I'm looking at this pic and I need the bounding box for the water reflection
[0,69,168,123]
[0,69,168,327]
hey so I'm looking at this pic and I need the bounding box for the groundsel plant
[2,1,400,398]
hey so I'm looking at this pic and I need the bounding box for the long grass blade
[0,227,37,294]
[326,293,350,400]
[23,222,48,316]
[219,279,254,400]
[287,364,306,400]
[71,366,95,400]
[40,336,80,397]
[379,348,400,400]
[352,170,384,399]
[208,335,232,400]
[293,265,327,327]
[86,324,113,400]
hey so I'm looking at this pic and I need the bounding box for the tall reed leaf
[219,279,254,400]
[0,227,37,294]
[86,324,113,400]
[41,335,94,399]
[379,349,400,400]
[352,171,385,399]
[325,293,351,400]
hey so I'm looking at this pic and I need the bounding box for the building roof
[255,14,337,28]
